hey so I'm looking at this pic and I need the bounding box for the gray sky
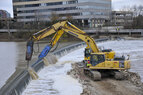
[0,0,143,17]
[112,0,143,10]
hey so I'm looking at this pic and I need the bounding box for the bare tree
[0,19,4,29]
[66,15,73,22]
[120,6,132,12]
[132,15,143,29]
[138,5,143,15]
[121,5,143,17]
[50,12,61,24]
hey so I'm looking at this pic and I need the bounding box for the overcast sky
[0,0,143,17]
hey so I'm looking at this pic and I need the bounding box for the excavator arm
[61,28,99,53]
[32,21,67,41]
[38,29,64,59]
[26,21,100,61]
[26,21,67,61]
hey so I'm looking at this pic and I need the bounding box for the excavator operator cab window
[84,48,91,58]
[90,54,105,66]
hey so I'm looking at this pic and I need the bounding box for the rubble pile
[68,62,143,95]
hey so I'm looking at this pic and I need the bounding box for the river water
[0,42,17,88]
[22,46,84,95]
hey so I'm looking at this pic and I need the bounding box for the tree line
[120,5,143,29]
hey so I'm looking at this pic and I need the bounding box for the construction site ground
[68,63,143,95]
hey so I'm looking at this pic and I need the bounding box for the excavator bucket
[38,45,51,59]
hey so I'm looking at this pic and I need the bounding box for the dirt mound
[68,63,143,95]
[123,71,143,87]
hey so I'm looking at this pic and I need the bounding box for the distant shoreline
[0,36,143,42]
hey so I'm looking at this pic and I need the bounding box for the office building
[112,11,133,26]
[13,0,111,27]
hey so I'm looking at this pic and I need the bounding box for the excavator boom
[26,21,100,61]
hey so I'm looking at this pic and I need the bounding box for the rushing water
[22,47,84,95]
[0,42,17,88]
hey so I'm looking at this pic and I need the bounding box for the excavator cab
[84,52,106,67]
[90,53,105,66]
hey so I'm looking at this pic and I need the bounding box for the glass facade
[13,0,38,2]
[13,0,111,27]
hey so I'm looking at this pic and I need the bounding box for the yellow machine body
[104,51,115,60]
[86,53,130,70]
[28,21,130,72]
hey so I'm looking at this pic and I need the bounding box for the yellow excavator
[26,21,130,80]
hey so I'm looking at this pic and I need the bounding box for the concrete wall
[1,29,143,34]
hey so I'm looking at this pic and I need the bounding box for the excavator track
[114,71,125,80]
[84,69,101,81]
